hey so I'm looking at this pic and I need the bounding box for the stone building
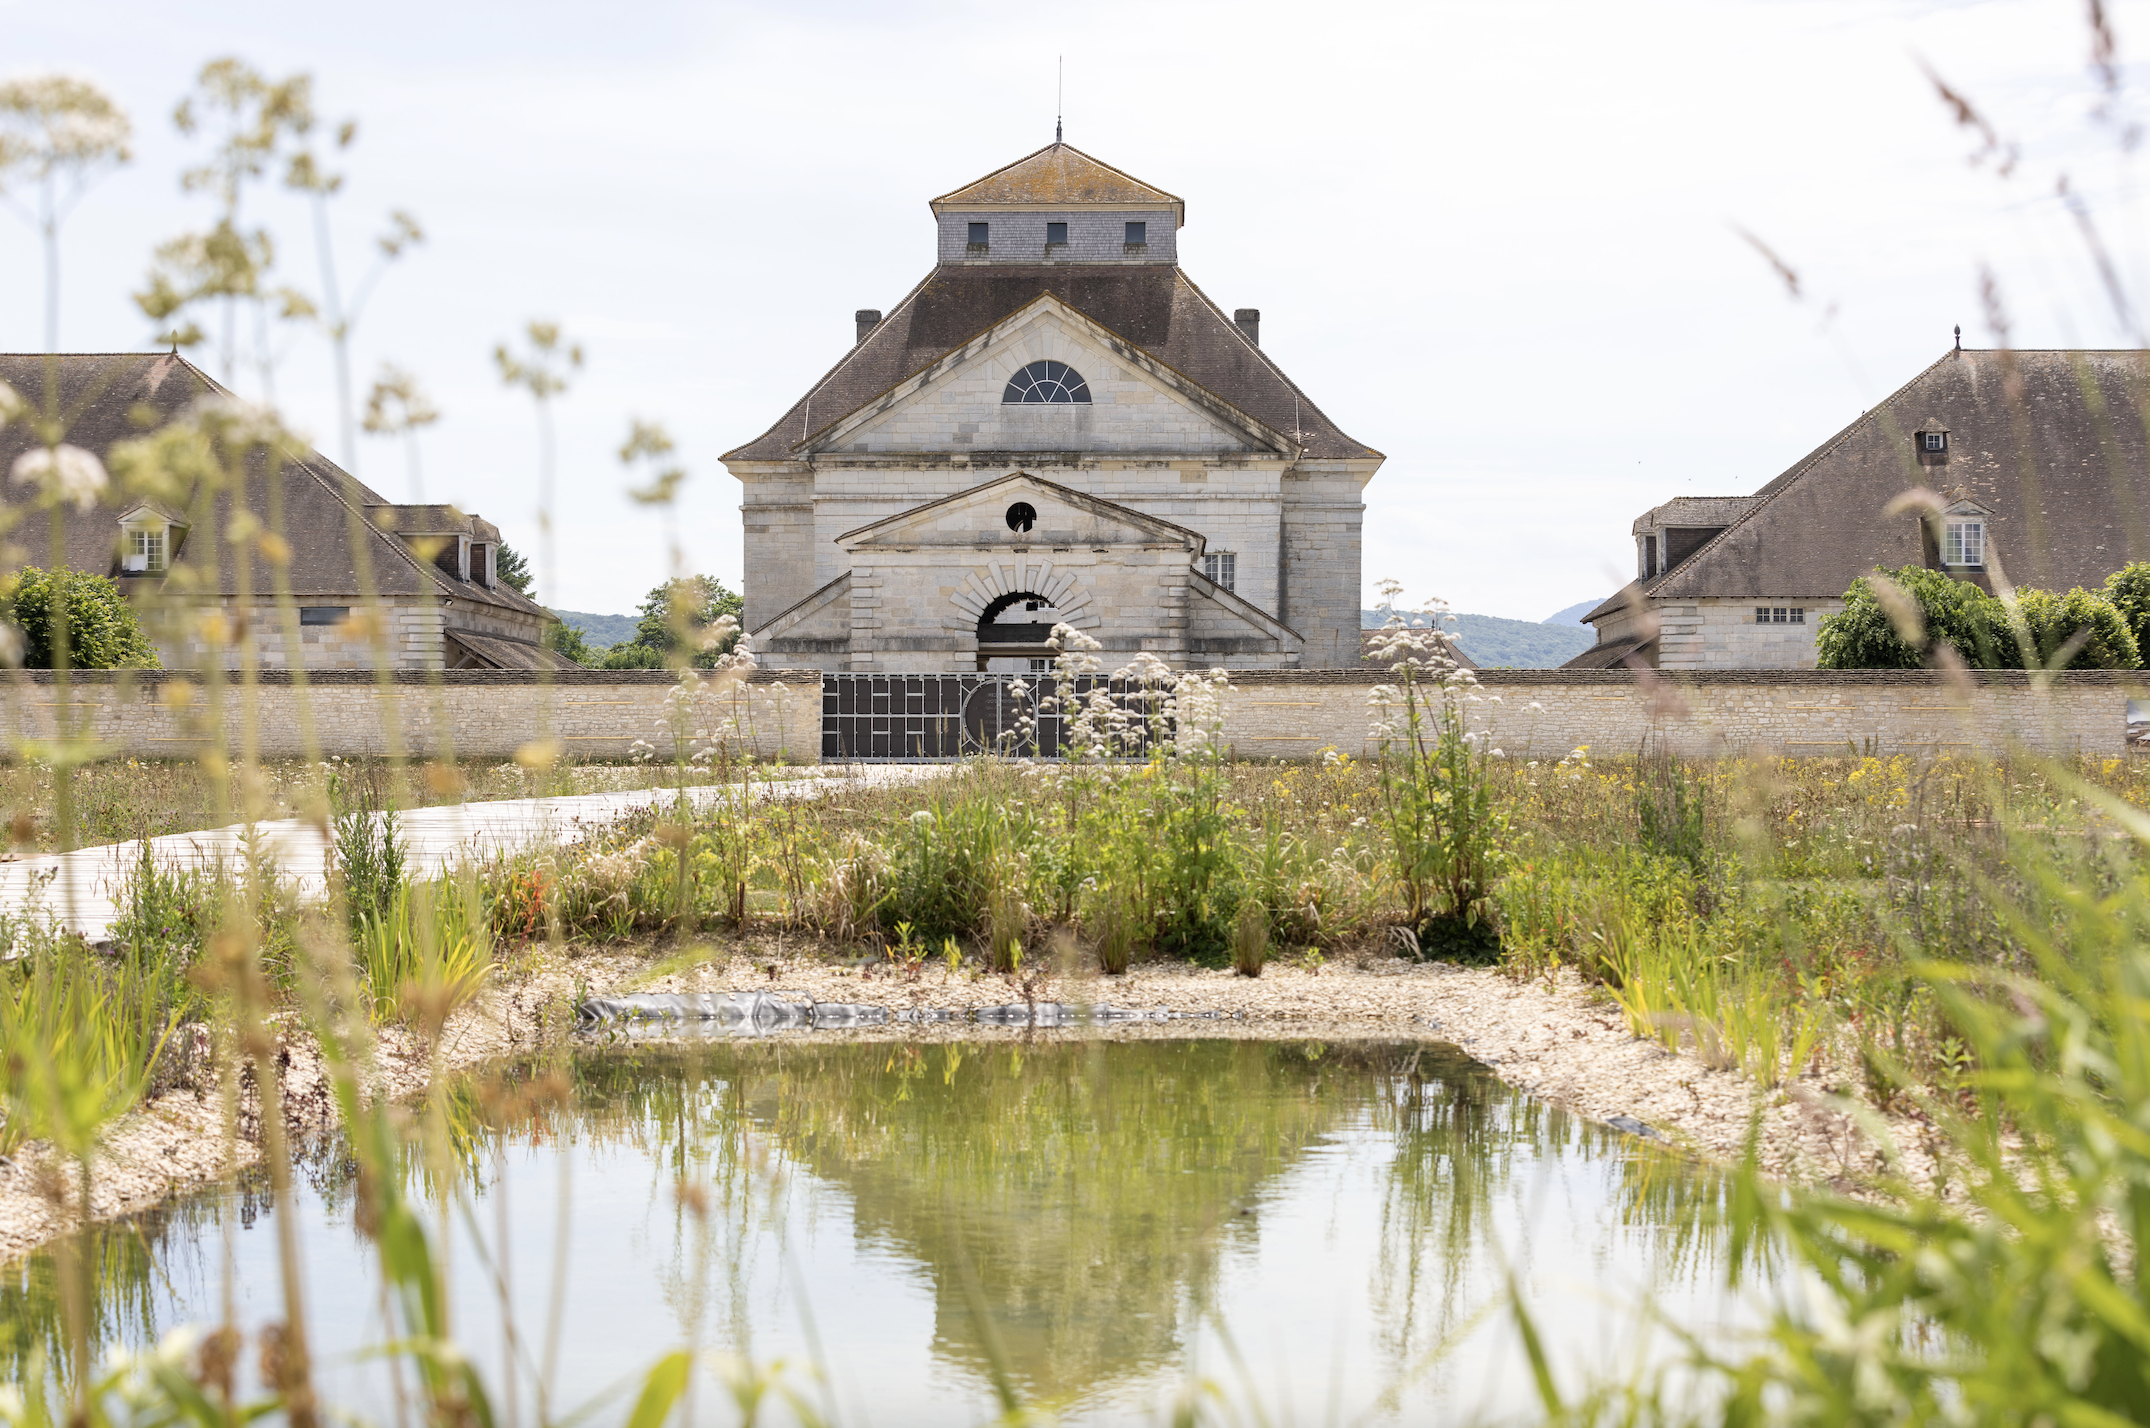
[0,353,567,670]
[723,140,1382,673]
[1568,346,2150,669]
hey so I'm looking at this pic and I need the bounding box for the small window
[1640,534,1657,578]
[1203,552,1237,590]
[1922,431,1947,453]
[1125,221,1146,244]
[126,528,167,573]
[1002,360,1091,404]
[967,221,989,246]
[1005,501,1037,533]
[1046,221,1068,245]
[1945,519,1984,566]
[1754,607,1807,625]
[1028,658,1049,673]
[299,605,350,627]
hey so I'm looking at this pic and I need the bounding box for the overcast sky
[2,0,2146,621]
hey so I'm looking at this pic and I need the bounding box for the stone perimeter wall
[1222,669,2149,760]
[0,669,2140,762]
[0,670,825,762]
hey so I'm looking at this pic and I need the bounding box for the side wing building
[1569,347,2150,669]
[0,353,567,671]
[724,142,1381,673]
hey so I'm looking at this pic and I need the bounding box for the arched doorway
[975,590,1068,672]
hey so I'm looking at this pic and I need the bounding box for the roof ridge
[1171,270,1383,461]
[1646,348,1959,599]
[719,267,941,464]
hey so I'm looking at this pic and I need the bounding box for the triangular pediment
[838,472,1203,553]
[930,143,1182,219]
[807,294,1301,460]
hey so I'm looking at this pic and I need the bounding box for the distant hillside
[554,610,638,647]
[1359,609,1596,669]
[1545,598,1606,626]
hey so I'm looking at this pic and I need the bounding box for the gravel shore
[0,941,1917,1265]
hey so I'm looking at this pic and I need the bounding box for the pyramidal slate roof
[1590,348,2150,619]
[931,142,1183,221]
[0,353,551,623]
[724,266,1377,463]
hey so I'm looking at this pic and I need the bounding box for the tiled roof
[931,143,1182,219]
[1631,495,1760,536]
[0,354,550,624]
[1625,349,2150,604]
[444,627,578,670]
[724,267,1377,463]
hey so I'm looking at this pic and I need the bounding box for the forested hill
[553,610,638,647]
[1360,609,1599,669]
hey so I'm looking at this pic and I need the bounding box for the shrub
[2103,560,2150,654]
[1815,565,2011,669]
[0,567,158,669]
[2014,585,2141,669]
[599,641,664,670]
[1366,599,1512,942]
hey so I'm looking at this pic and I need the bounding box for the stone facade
[935,209,1177,266]
[726,144,1379,676]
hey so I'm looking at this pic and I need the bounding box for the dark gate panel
[821,673,1169,762]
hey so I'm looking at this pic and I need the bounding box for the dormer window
[1923,432,1947,452]
[967,221,989,251]
[118,507,181,575]
[127,528,166,573]
[1944,518,1984,567]
[1916,420,1950,456]
[1045,221,1067,246]
[1125,221,1147,245]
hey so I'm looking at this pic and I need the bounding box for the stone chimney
[855,309,882,345]
[1234,308,1260,346]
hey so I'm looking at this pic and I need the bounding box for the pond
[0,1033,1756,1424]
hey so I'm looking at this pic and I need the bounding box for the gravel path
[0,765,941,943]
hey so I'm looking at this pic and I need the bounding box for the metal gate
[821,673,1168,762]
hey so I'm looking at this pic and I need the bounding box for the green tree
[494,541,532,594]
[0,568,158,668]
[1816,566,2013,669]
[2103,561,2150,655]
[626,575,743,667]
[543,618,594,665]
[2015,586,2141,669]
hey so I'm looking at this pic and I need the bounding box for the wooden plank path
[0,767,940,944]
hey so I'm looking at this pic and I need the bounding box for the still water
[1,1034,1754,1424]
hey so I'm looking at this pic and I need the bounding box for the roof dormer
[115,503,185,576]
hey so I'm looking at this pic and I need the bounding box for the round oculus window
[1005,502,1037,533]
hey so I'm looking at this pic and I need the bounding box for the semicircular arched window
[1002,359,1091,405]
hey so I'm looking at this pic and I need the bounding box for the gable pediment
[838,472,1203,553]
[807,294,1300,460]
